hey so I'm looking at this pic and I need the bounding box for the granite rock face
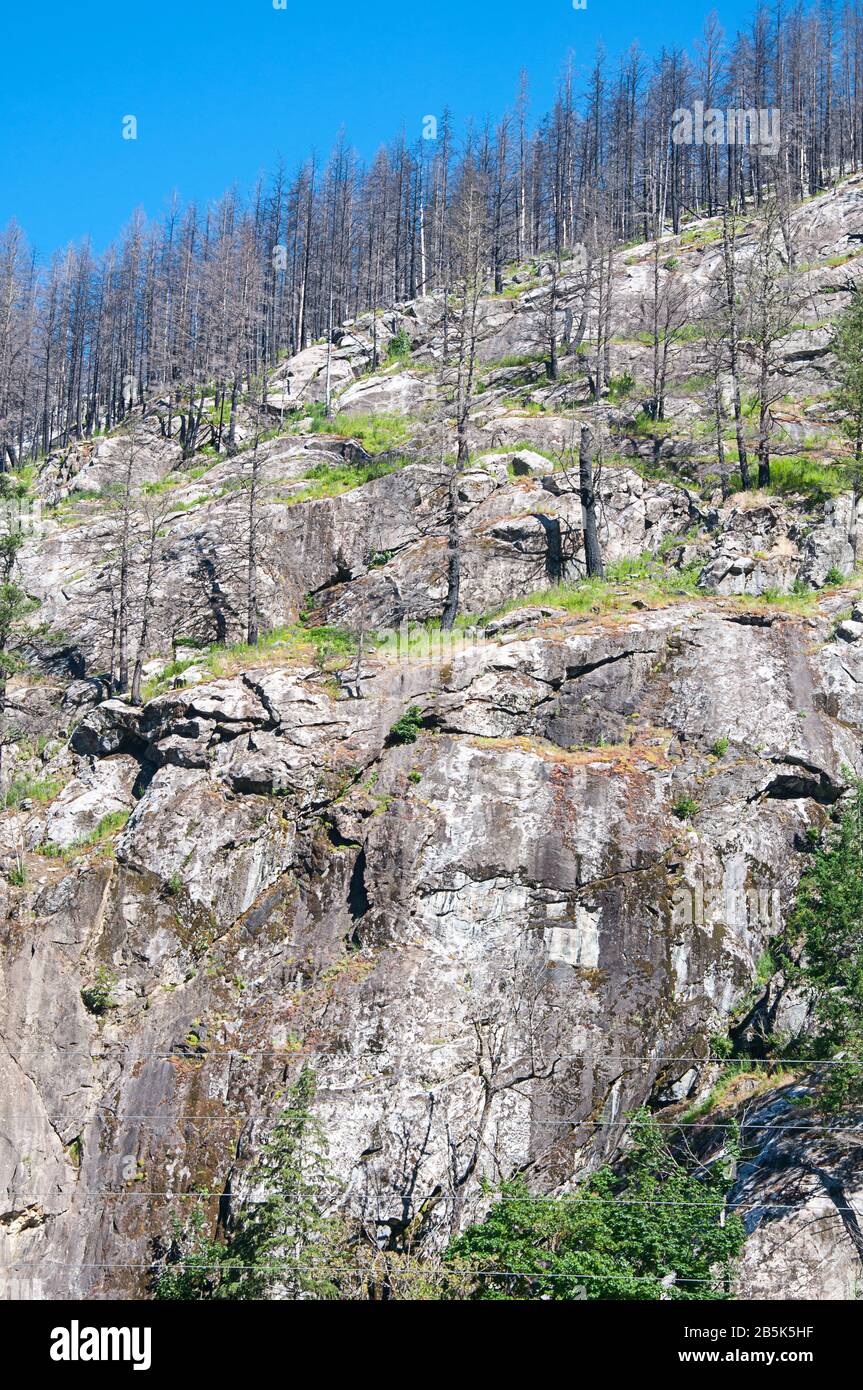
[3,600,863,1298]
[6,180,863,1301]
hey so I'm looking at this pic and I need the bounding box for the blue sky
[1,0,755,255]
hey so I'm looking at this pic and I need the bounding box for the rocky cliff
[4,181,863,1300]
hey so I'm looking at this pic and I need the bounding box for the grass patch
[284,454,407,503]
[682,1062,798,1123]
[762,454,851,502]
[205,625,357,680]
[479,552,707,628]
[142,657,200,702]
[82,811,130,849]
[3,773,64,808]
[304,408,416,454]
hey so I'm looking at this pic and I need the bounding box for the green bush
[607,371,635,403]
[386,326,412,362]
[446,1111,744,1300]
[673,796,700,821]
[389,705,425,744]
[81,966,117,1016]
[789,780,863,1106]
[3,773,63,808]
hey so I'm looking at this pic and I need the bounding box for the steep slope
[3,595,863,1297]
[4,182,863,1300]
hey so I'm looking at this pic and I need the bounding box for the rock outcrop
[3,597,863,1297]
[6,179,863,1301]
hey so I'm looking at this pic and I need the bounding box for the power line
[3,1112,856,1131]
[2,1051,848,1062]
[0,1258,747,1285]
[3,1192,851,1210]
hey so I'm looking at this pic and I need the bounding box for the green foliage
[824,565,845,587]
[288,454,405,503]
[446,1112,744,1300]
[755,949,777,985]
[306,409,415,455]
[480,552,707,631]
[142,656,198,701]
[710,737,729,758]
[607,371,635,403]
[0,474,37,679]
[789,781,863,1106]
[149,1208,223,1300]
[81,966,118,1016]
[681,1061,768,1123]
[386,326,412,362]
[201,624,356,681]
[153,1066,342,1300]
[761,454,848,502]
[2,773,63,808]
[300,626,356,662]
[673,796,700,821]
[832,289,863,460]
[85,811,130,845]
[389,704,424,744]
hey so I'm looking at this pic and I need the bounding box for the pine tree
[789,783,863,1107]
[153,1066,343,1301]
[833,290,863,559]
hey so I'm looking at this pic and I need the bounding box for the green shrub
[389,705,425,744]
[446,1110,744,1300]
[607,371,635,403]
[673,796,700,821]
[152,1066,341,1301]
[386,326,412,362]
[81,966,117,1016]
[369,550,394,568]
[710,738,729,758]
[788,779,863,1106]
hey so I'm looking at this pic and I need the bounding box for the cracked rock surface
[3,598,863,1297]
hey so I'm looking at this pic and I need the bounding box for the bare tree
[720,203,752,489]
[742,197,804,488]
[439,165,491,631]
[129,493,172,705]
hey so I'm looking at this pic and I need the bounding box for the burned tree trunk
[579,425,604,579]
